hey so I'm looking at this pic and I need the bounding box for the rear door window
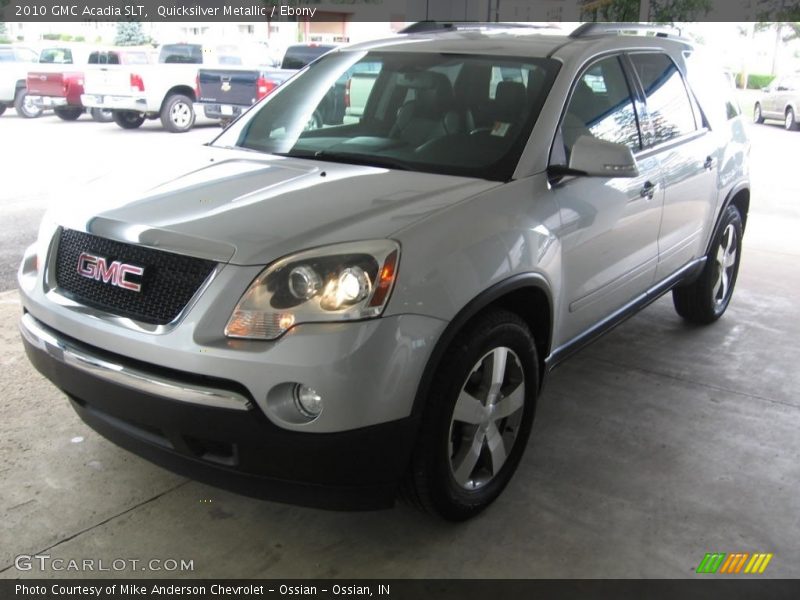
[629,53,698,145]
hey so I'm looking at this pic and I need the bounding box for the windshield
[214,50,559,181]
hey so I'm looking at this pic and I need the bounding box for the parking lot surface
[1,110,799,578]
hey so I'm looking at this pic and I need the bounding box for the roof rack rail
[399,21,558,35]
[570,22,683,39]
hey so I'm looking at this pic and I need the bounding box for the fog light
[294,384,323,418]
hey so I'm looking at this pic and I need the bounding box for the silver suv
[18,23,750,521]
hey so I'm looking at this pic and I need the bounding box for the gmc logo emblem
[77,252,144,292]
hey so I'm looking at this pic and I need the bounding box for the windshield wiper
[274,150,413,171]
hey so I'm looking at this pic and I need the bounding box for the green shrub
[735,73,776,90]
[42,33,61,40]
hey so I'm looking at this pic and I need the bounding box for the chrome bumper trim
[20,313,252,411]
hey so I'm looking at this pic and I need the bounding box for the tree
[0,21,9,44]
[581,0,712,22]
[756,0,800,21]
[114,22,148,46]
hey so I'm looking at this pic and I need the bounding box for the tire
[112,110,145,130]
[785,108,799,131]
[0,105,6,116]
[90,107,114,123]
[14,89,42,118]
[160,94,195,133]
[402,309,539,521]
[753,103,764,124]
[672,204,743,324]
[54,107,83,121]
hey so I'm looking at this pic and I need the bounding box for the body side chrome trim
[20,313,252,411]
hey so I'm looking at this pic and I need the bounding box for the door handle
[704,156,714,170]
[640,181,656,200]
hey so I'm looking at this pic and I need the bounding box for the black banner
[1,0,798,23]
[3,580,800,600]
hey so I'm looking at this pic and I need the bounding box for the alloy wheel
[713,223,737,307]
[448,346,525,490]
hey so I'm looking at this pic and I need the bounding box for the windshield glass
[214,50,559,181]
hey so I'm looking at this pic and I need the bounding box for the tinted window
[0,49,14,62]
[159,44,202,64]
[281,45,336,70]
[561,56,641,158]
[630,53,697,145]
[40,48,73,64]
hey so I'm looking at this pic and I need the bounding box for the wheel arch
[160,86,196,111]
[410,273,554,421]
[706,183,750,255]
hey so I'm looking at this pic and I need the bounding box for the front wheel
[753,103,764,124]
[402,309,538,521]
[14,89,42,118]
[90,107,114,123]
[112,110,145,129]
[673,204,743,324]
[54,107,83,121]
[160,94,195,133]
[785,108,799,131]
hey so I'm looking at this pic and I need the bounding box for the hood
[51,145,499,265]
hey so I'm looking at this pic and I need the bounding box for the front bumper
[81,94,148,112]
[20,313,421,510]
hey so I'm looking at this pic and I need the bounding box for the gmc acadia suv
[18,23,750,521]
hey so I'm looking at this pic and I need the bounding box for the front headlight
[225,240,400,340]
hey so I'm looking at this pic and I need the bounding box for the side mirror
[569,135,639,178]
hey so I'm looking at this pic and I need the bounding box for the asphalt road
[0,110,221,291]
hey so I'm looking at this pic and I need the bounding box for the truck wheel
[112,111,145,129]
[90,108,114,123]
[673,204,743,324]
[402,309,538,521]
[54,107,83,121]
[161,94,195,133]
[14,89,42,118]
[0,105,6,116]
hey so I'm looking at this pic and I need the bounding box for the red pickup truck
[24,46,150,122]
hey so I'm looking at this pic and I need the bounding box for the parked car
[0,44,40,117]
[196,44,336,125]
[19,24,750,521]
[24,45,96,121]
[753,73,800,131]
[81,42,255,132]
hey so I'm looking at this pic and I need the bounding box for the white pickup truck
[0,44,41,118]
[82,43,269,133]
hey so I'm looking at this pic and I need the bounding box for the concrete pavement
[1,123,798,579]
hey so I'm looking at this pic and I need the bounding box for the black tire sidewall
[421,312,538,520]
[15,90,41,118]
[112,111,144,129]
[54,107,83,121]
[161,94,194,133]
[704,205,744,319]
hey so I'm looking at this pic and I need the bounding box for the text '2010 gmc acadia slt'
[19,23,750,521]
